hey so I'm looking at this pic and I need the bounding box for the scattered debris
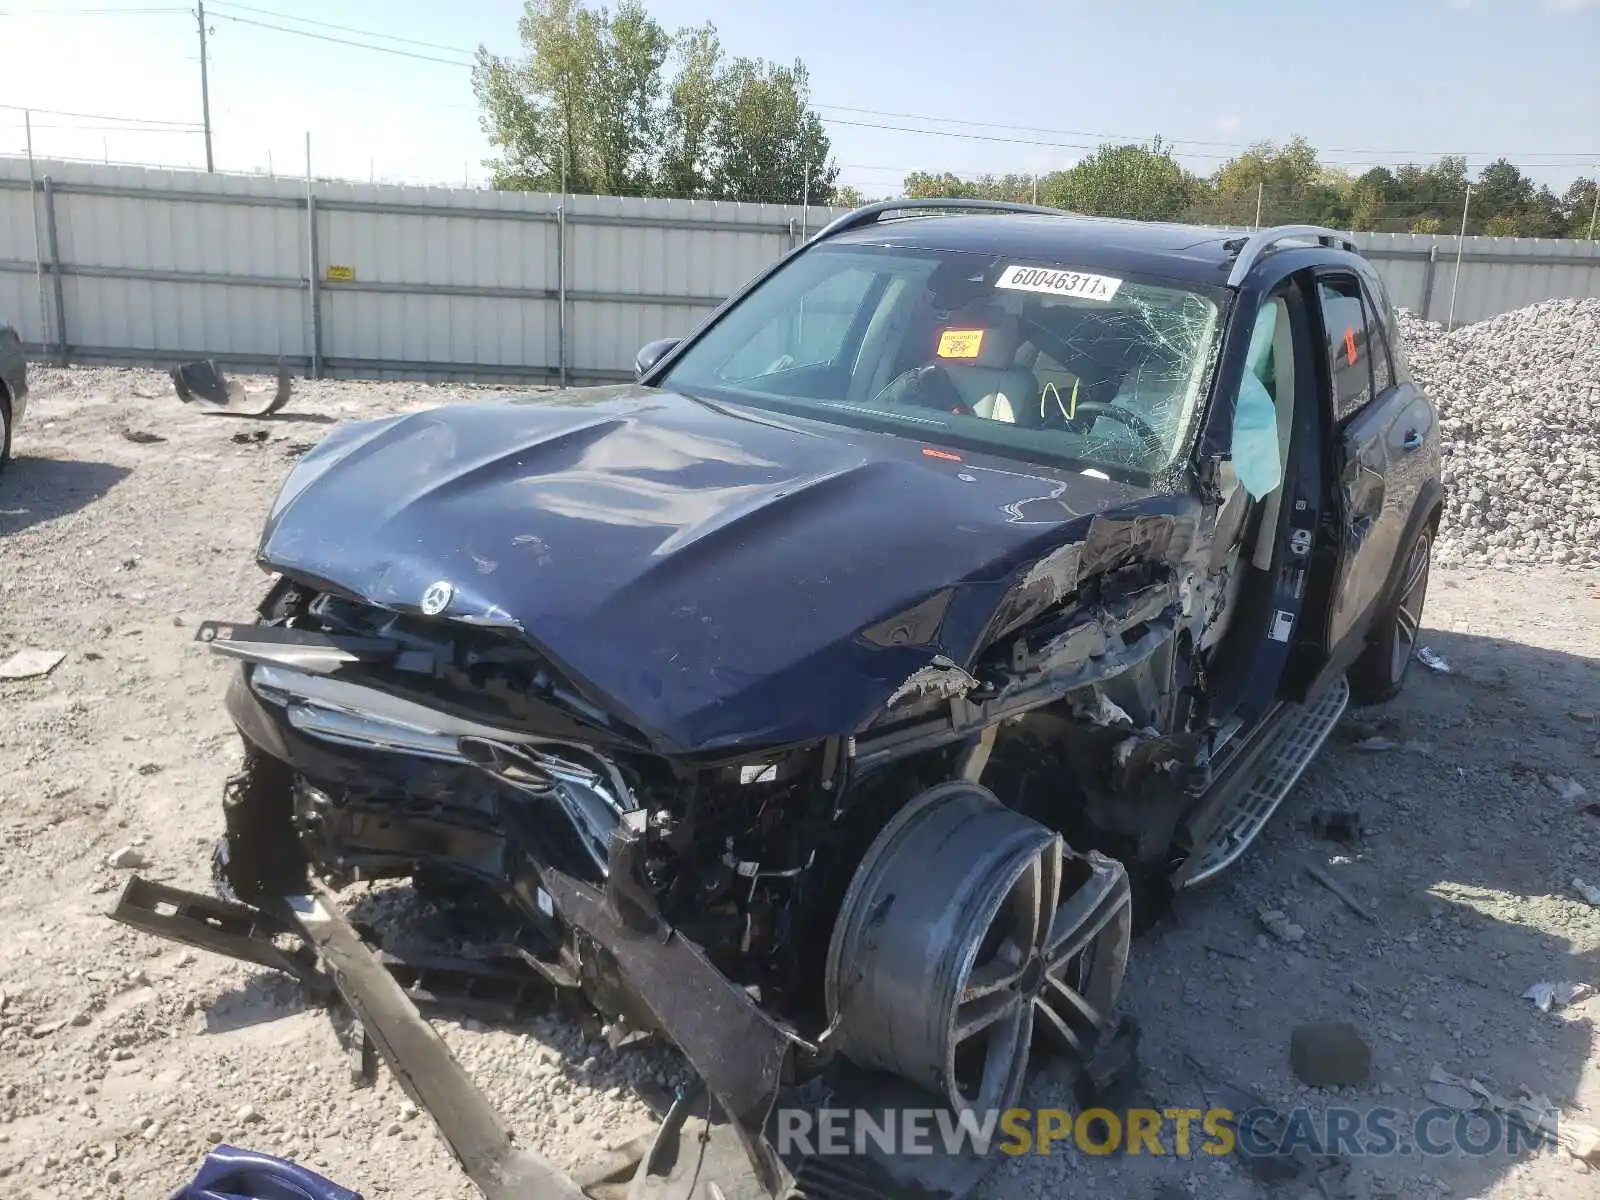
[1414,645,1451,673]
[1202,941,1252,963]
[1521,981,1594,1013]
[230,429,270,445]
[106,845,149,870]
[1572,877,1600,907]
[1290,1022,1373,1088]
[1310,808,1363,844]
[1420,1063,1587,1163]
[118,426,166,445]
[1304,864,1381,926]
[1545,775,1589,801]
[0,647,67,680]
[1350,736,1400,752]
[171,356,292,417]
[1258,909,1306,943]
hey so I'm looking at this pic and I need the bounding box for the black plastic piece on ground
[1310,808,1363,843]
[1073,1014,1142,1108]
[111,875,331,999]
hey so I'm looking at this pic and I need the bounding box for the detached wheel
[1350,528,1432,705]
[825,781,1132,1115]
[0,393,11,473]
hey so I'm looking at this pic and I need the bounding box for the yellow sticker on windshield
[937,329,985,359]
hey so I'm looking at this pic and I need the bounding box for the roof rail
[1225,225,1362,287]
[808,198,1069,245]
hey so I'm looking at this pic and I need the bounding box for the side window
[1359,280,1395,395]
[717,267,878,382]
[1315,276,1375,420]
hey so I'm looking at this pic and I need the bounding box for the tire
[0,391,12,474]
[1349,528,1432,705]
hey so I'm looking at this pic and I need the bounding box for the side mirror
[634,338,680,381]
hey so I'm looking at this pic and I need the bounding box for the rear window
[659,244,1224,481]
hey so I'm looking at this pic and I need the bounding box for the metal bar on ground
[287,886,587,1200]
[42,175,67,366]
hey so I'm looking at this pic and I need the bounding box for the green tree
[658,22,722,197]
[900,171,1038,202]
[473,0,601,192]
[475,1,834,203]
[1394,156,1470,230]
[1206,135,1321,223]
[709,57,836,204]
[1348,167,1401,230]
[832,184,871,208]
[587,1,671,194]
[1041,138,1198,220]
[474,0,669,194]
[1561,177,1598,239]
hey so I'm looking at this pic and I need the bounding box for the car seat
[935,302,1040,425]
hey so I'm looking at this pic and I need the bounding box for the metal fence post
[305,136,323,379]
[557,203,567,387]
[1419,244,1439,322]
[42,176,68,365]
[24,110,50,358]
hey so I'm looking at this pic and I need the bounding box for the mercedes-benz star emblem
[420,580,455,616]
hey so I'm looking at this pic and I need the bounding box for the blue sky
[2,0,1595,193]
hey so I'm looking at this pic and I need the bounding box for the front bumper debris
[112,873,1026,1199]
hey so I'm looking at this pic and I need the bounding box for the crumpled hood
[259,385,1165,752]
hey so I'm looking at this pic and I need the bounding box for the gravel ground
[1397,298,1600,571]
[1,365,1598,1200]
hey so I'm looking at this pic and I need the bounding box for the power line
[0,102,201,128]
[0,6,188,14]
[815,103,1596,161]
[207,12,474,67]
[206,0,476,55]
[0,121,203,133]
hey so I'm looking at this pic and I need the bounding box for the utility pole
[1589,167,1598,241]
[1446,186,1472,333]
[801,160,810,240]
[197,3,214,172]
[1253,181,1264,231]
[1032,174,1038,206]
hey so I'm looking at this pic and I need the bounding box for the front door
[1315,272,1415,660]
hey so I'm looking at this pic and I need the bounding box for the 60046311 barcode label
[995,264,1123,302]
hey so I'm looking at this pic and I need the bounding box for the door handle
[1400,429,1423,453]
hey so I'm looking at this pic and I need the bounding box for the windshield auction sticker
[996,265,1123,302]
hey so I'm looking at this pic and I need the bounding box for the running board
[1182,675,1350,887]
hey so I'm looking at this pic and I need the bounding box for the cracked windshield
[661,243,1222,479]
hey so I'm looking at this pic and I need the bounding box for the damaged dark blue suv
[193,200,1441,1197]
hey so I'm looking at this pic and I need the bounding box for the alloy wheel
[825,782,1132,1115]
[1390,532,1432,686]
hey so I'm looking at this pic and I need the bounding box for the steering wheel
[1067,400,1164,455]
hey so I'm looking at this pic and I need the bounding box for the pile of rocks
[1395,297,1600,569]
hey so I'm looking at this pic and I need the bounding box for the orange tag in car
[1344,328,1358,365]
[937,329,985,359]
